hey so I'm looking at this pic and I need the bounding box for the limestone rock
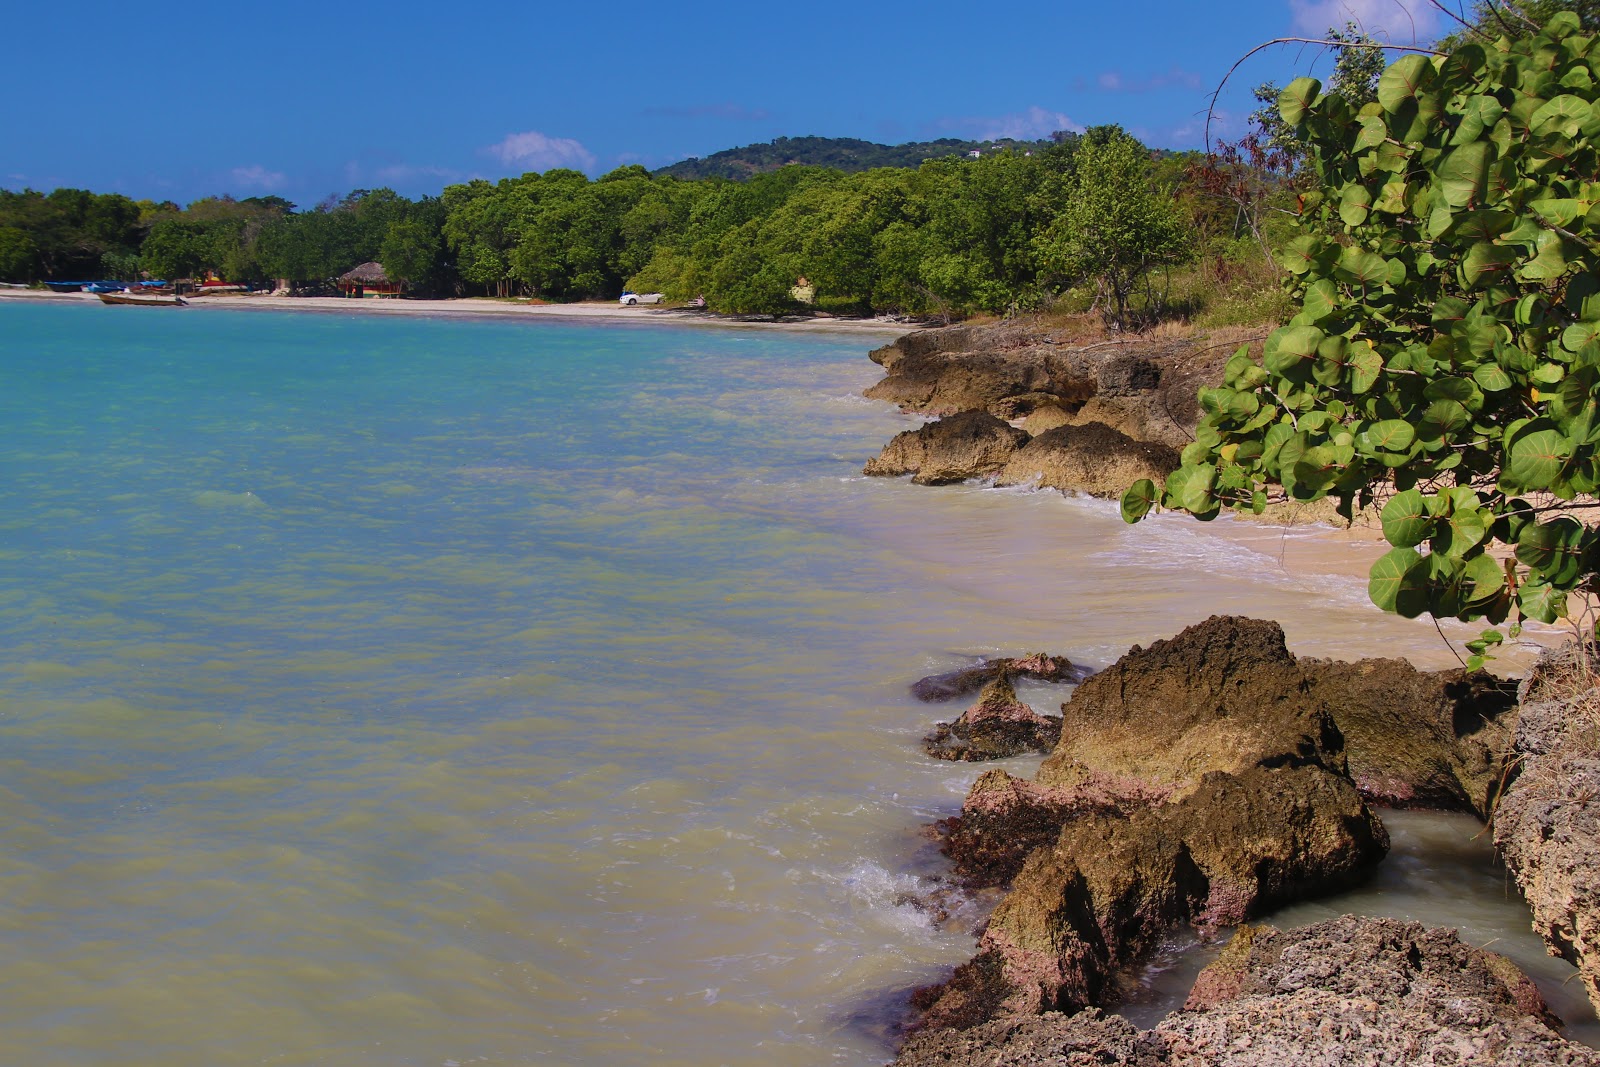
[1036,616,1347,798]
[1020,403,1074,435]
[914,765,1385,1029]
[991,391,1069,420]
[1495,646,1600,1021]
[910,653,1088,702]
[894,917,1597,1066]
[923,676,1062,761]
[1302,657,1519,819]
[1161,916,1586,1065]
[995,422,1180,498]
[935,769,1164,890]
[895,1009,1164,1067]
[864,410,1029,486]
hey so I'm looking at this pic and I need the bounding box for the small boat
[98,291,187,307]
[44,281,85,293]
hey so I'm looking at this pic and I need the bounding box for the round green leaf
[1335,247,1389,286]
[1165,464,1216,514]
[1278,77,1322,126]
[1462,553,1505,605]
[1365,419,1415,453]
[1438,141,1494,208]
[1121,478,1156,523]
[1473,363,1513,391]
[1263,325,1322,381]
[1506,428,1572,489]
[1418,399,1470,441]
[1377,55,1433,114]
[1380,489,1431,547]
[1369,546,1429,617]
[1340,185,1372,227]
[1518,581,1567,625]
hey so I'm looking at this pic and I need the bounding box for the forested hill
[653,134,1063,179]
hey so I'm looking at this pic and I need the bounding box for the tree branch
[1206,37,1446,151]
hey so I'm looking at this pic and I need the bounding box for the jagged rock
[923,676,1062,761]
[1036,616,1349,798]
[1495,645,1600,1021]
[995,422,1180,499]
[1301,657,1519,819]
[894,917,1597,1066]
[914,618,1392,1036]
[864,410,1029,485]
[1020,403,1074,435]
[935,770,1165,889]
[915,765,1385,1030]
[1162,916,1587,1065]
[910,653,1088,702]
[991,391,1070,420]
[895,1009,1164,1067]
[864,323,1230,449]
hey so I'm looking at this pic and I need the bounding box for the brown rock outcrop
[917,765,1385,1030]
[864,323,1227,449]
[895,916,1597,1067]
[915,618,1397,1036]
[910,617,1536,1042]
[923,676,1062,761]
[1020,403,1074,435]
[909,653,1088,702]
[1036,616,1348,797]
[1302,657,1519,819]
[1494,645,1600,1020]
[995,422,1180,498]
[864,410,1029,485]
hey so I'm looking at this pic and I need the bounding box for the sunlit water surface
[0,302,1582,1065]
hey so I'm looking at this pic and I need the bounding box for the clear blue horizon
[3,0,1450,206]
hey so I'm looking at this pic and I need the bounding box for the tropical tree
[1036,131,1192,328]
[1124,13,1600,657]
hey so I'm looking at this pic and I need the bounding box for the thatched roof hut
[337,262,403,297]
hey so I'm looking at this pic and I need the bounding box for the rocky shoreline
[860,322,1600,1065]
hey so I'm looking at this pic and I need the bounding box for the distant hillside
[653,134,1066,180]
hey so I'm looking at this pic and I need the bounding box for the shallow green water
[0,302,1577,1065]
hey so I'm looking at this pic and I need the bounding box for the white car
[619,291,664,306]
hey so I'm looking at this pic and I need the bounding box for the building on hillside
[337,262,404,298]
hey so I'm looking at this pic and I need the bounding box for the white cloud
[1289,0,1440,41]
[229,164,286,190]
[485,130,596,172]
[944,106,1083,141]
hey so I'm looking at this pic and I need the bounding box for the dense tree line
[0,128,1221,321]
[653,133,1064,180]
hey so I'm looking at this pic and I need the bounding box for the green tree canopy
[1124,13,1600,654]
[1035,131,1192,328]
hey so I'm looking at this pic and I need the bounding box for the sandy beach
[0,287,917,335]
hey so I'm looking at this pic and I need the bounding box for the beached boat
[98,292,187,307]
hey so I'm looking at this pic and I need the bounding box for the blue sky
[1,0,1450,206]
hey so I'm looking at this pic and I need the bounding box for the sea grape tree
[1123,13,1600,652]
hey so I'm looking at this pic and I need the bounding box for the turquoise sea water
[0,301,1584,1065]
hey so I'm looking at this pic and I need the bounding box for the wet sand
[0,287,917,335]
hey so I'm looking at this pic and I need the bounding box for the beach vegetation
[1123,12,1600,655]
[1035,130,1192,329]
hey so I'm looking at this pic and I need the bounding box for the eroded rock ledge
[1496,645,1600,1021]
[904,615,1524,1049]
[861,323,1218,497]
[895,916,1597,1067]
